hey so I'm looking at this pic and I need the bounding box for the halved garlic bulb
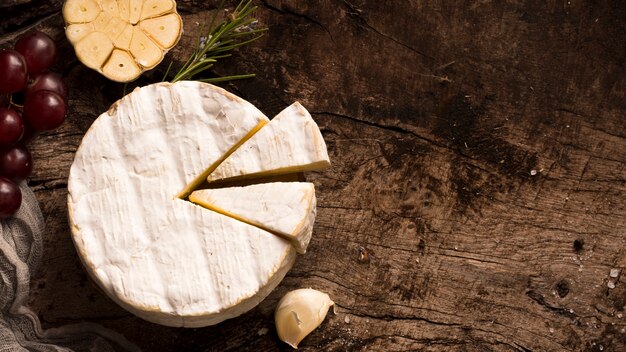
[275,288,334,348]
[62,0,182,82]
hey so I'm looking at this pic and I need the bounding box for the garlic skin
[275,288,334,348]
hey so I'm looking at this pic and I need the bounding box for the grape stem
[9,96,23,109]
[1,94,22,109]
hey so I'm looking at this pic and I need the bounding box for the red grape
[26,72,68,100]
[0,50,28,94]
[23,90,66,130]
[0,144,32,182]
[0,177,21,218]
[14,31,57,75]
[19,120,38,144]
[0,108,24,145]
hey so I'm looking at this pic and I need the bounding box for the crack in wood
[340,0,435,62]
[312,110,450,151]
[433,249,519,266]
[337,303,461,327]
[259,0,336,44]
[29,178,68,191]
[0,6,60,38]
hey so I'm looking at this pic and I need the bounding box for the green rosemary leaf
[208,0,227,34]
[199,73,256,83]
[167,0,266,83]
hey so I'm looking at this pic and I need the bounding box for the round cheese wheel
[68,81,296,327]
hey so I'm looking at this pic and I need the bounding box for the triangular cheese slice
[207,102,330,183]
[189,182,316,254]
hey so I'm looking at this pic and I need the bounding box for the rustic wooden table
[2,1,625,351]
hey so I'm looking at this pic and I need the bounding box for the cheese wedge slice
[189,182,316,254]
[68,82,298,327]
[208,102,330,182]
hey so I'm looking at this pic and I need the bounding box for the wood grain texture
[1,1,625,351]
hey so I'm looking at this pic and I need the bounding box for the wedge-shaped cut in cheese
[63,0,182,82]
[140,0,175,20]
[66,23,95,45]
[74,31,114,70]
[67,82,299,327]
[139,13,182,49]
[102,49,142,82]
[208,102,330,182]
[190,182,316,254]
[63,0,101,23]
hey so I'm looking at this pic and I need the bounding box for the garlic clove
[117,0,131,22]
[140,0,175,20]
[113,23,134,51]
[102,17,127,41]
[102,49,142,82]
[129,26,163,68]
[62,0,101,23]
[100,0,119,13]
[129,0,144,24]
[65,23,95,45]
[139,13,182,49]
[74,31,114,70]
[275,288,334,348]
[92,10,114,31]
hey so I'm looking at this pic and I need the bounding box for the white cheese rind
[189,182,316,254]
[67,81,297,327]
[207,102,330,182]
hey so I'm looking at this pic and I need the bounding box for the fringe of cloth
[0,183,140,352]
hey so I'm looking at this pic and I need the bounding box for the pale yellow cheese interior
[176,120,268,199]
[207,161,331,184]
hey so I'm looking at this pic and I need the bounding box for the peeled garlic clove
[275,288,334,348]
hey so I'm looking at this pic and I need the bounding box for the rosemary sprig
[168,0,267,83]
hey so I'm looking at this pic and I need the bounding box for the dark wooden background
[1,1,625,351]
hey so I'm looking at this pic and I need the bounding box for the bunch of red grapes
[0,31,68,218]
